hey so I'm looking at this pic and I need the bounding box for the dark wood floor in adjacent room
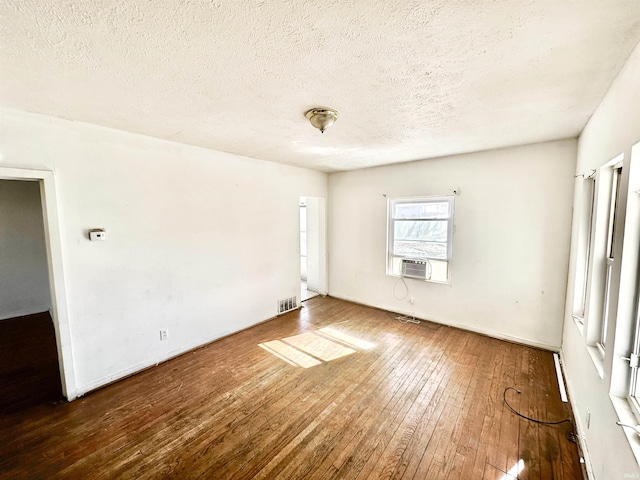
[0,311,63,413]
[0,297,584,479]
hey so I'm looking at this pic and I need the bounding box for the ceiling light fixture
[305,108,339,133]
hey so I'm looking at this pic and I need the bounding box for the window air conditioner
[401,258,428,280]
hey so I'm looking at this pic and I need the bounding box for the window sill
[611,395,640,466]
[586,345,605,379]
[387,273,452,286]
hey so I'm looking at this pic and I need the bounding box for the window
[592,144,640,462]
[598,166,622,354]
[573,176,596,325]
[387,196,454,283]
[629,290,640,416]
[622,143,640,422]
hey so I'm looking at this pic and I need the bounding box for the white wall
[328,140,576,349]
[562,41,640,479]
[0,108,327,395]
[0,179,51,319]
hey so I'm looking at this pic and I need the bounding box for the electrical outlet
[159,329,168,341]
[585,408,591,429]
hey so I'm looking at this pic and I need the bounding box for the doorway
[300,198,317,301]
[0,179,61,409]
[300,196,327,301]
[0,167,76,401]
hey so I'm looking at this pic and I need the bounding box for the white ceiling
[1,1,639,172]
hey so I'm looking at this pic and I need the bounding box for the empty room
[1,1,639,479]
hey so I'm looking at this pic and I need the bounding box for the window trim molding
[611,395,640,467]
[584,156,623,354]
[573,177,596,320]
[386,194,455,284]
[597,165,623,354]
[609,141,640,466]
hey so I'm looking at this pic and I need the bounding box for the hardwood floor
[0,312,63,413]
[0,297,584,479]
[301,281,319,302]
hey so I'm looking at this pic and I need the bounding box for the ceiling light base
[305,108,339,133]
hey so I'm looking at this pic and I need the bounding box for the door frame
[302,196,328,296]
[0,167,77,400]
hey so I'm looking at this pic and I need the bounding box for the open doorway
[300,198,317,301]
[300,196,327,301]
[0,167,76,402]
[0,179,62,410]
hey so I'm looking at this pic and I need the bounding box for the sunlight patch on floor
[502,459,525,479]
[318,327,376,350]
[258,340,322,368]
[283,332,356,362]
[258,325,375,368]
[483,459,525,480]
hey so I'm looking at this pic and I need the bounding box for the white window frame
[386,195,455,284]
[598,165,622,355]
[601,143,640,464]
[623,144,640,423]
[573,175,596,326]
[628,291,640,419]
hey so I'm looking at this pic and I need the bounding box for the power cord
[503,387,573,426]
[616,422,640,435]
[396,315,420,324]
[393,276,409,301]
[393,276,420,324]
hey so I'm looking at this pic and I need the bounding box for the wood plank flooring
[0,312,63,413]
[0,297,584,479]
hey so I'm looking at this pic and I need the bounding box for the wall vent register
[278,297,298,315]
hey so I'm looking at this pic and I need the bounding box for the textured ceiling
[1,1,640,172]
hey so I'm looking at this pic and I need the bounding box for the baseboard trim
[559,350,594,479]
[74,312,292,398]
[327,293,560,352]
[74,293,559,398]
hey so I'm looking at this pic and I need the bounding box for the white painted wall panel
[328,140,576,350]
[0,179,51,319]
[0,108,327,394]
[562,41,640,479]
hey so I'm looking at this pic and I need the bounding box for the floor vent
[278,296,298,315]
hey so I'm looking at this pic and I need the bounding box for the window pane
[393,220,448,259]
[394,220,448,243]
[600,261,614,348]
[394,241,447,259]
[394,201,450,219]
[607,167,622,259]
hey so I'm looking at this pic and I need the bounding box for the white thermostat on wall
[89,229,106,241]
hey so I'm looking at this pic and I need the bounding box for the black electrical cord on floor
[503,386,573,426]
